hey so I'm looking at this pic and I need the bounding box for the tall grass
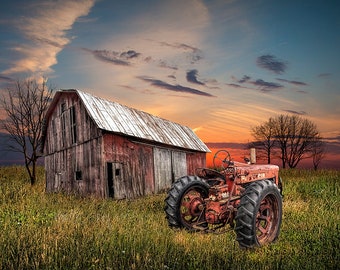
[0,167,339,269]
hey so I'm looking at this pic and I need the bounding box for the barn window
[70,106,77,144]
[61,112,66,147]
[60,102,66,114]
[75,171,82,180]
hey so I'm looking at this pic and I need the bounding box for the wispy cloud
[276,78,307,86]
[0,75,14,83]
[158,42,203,64]
[138,76,214,97]
[2,0,96,78]
[158,60,178,70]
[283,109,307,115]
[256,54,287,74]
[82,48,141,66]
[318,73,332,78]
[238,75,251,83]
[250,79,283,92]
[226,83,245,88]
[230,75,283,92]
[186,69,205,85]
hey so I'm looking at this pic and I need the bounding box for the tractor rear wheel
[164,176,209,230]
[235,180,282,248]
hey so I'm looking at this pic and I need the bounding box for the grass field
[0,166,339,269]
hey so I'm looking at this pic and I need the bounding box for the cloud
[2,0,96,77]
[276,78,307,86]
[256,54,287,74]
[238,75,251,83]
[186,69,205,85]
[82,48,142,66]
[0,75,14,83]
[227,83,243,88]
[283,110,307,115]
[158,60,178,70]
[318,73,331,78]
[159,42,200,52]
[158,42,203,64]
[205,142,247,150]
[250,79,283,92]
[324,134,340,144]
[138,76,214,97]
[120,50,141,59]
[229,75,282,92]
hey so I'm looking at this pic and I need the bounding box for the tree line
[249,114,326,170]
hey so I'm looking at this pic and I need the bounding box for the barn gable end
[43,89,210,199]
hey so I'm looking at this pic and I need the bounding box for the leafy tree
[0,79,54,185]
[251,114,324,168]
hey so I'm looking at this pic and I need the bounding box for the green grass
[0,167,339,269]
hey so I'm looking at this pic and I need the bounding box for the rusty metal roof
[55,89,210,152]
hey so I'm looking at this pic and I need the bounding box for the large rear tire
[164,176,209,230]
[235,180,282,248]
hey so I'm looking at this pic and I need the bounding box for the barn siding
[44,93,105,197]
[103,133,154,199]
[186,152,206,175]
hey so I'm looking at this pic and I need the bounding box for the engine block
[205,184,231,224]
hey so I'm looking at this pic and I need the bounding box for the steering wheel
[213,150,232,170]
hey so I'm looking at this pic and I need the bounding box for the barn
[42,89,210,199]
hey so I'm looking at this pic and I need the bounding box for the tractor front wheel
[164,176,209,230]
[235,180,282,248]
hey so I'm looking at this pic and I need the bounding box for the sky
[0,0,339,168]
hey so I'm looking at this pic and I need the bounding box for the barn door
[153,148,187,193]
[107,162,126,199]
[153,148,172,193]
[171,151,187,181]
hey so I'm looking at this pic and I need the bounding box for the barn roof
[45,89,210,153]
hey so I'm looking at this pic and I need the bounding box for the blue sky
[0,0,339,167]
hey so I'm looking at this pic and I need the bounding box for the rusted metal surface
[165,149,282,247]
[66,89,211,153]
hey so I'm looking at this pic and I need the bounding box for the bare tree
[311,137,326,170]
[0,79,54,185]
[249,118,276,164]
[251,114,322,168]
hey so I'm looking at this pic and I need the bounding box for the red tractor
[164,150,283,248]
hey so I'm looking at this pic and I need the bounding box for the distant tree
[310,136,326,170]
[249,118,276,164]
[251,114,322,168]
[0,79,54,185]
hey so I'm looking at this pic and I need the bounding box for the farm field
[0,166,339,269]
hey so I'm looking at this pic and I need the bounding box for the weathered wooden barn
[42,89,210,199]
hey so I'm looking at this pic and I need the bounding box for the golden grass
[0,167,339,269]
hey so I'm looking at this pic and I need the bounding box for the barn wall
[103,133,154,199]
[44,93,105,197]
[186,152,206,175]
[103,134,203,198]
